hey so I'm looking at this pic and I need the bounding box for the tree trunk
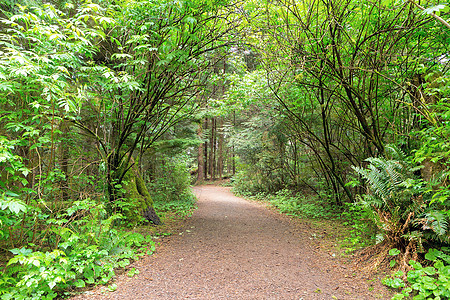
[209,118,216,180]
[204,118,209,180]
[232,112,236,175]
[109,155,161,225]
[197,120,205,182]
[227,147,231,175]
[59,120,70,202]
[217,118,224,179]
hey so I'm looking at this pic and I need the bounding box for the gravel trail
[72,185,390,300]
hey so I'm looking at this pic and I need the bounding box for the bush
[240,188,339,219]
[232,169,261,196]
[384,248,450,299]
[147,153,197,219]
[0,199,155,299]
[353,145,450,267]
[148,154,194,204]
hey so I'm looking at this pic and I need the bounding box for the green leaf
[425,248,441,261]
[382,276,405,289]
[118,259,130,268]
[423,266,436,275]
[389,248,401,256]
[74,279,86,288]
[390,259,396,268]
[85,276,95,284]
[410,260,423,270]
[0,196,28,214]
[185,16,196,24]
[423,5,447,15]
[127,267,140,277]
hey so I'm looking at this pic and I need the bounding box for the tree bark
[197,120,205,182]
[209,118,216,180]
[217,118,224,179]
[204,118,209,180]
[232,112,236,175]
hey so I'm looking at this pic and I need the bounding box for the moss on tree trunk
[116,157,161,225]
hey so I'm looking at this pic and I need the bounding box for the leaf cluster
[385,248,450,299]
[0,199,155,299]
[353,145,450,257]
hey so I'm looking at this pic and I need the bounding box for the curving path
[73,185,390,299]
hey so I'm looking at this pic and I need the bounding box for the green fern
[354,157,408,208]
[422,211,448,237]
[384,144,407,161]
[352,144,450,257]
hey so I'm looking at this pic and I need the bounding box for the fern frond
[385,144,407,161]
[360,194,383,209]
[384,161,404,185]
[425,210,448,236]
[363,157,409,201]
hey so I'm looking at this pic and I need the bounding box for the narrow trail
[73,186,390,299]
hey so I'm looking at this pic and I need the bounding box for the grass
[131,194,197,239]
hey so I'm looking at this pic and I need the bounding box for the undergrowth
[383,248,450,299]
[0,194,196,300]
[236,189,338,219]
[149,153,197,220]
[0,199,156,300]
[153,193,197,220]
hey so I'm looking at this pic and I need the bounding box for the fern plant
[353,145,449,260]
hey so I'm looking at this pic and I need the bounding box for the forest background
[0,0,449,299]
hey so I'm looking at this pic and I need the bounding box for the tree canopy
[1,0,450,298]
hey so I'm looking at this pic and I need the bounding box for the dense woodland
[0,0,450,298]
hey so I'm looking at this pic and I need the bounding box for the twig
[408,0,450,30]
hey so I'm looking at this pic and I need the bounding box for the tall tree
[240,0,442,200]
[73,0,242,221]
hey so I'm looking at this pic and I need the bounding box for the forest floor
[71,185,393,300]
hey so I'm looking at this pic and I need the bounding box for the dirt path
[73,186,391,299]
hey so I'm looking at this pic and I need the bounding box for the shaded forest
[0,0,450,298]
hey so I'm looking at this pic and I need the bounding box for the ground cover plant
[383,248,450,299]
[0,199,155,300]
[1,0,450,298]
[0,185,195,299]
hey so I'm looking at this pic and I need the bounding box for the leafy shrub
[232,168,278,196]
[384,248,450,299]
[153,196,196,218]
[340,202,377,251]
[0,199,155,299]
[231,169,259,196]
[0,192,29,243]
[242,188,338,219]
[148,154,194,204]
[353,145,449,264]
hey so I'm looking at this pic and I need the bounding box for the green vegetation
[238,189,339,219]
[384,248,450,299]
[0,199,156,299]
[224,1,450,299]
[0,0,215,297]
[1,0,450,298]
[352,146,449,256]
